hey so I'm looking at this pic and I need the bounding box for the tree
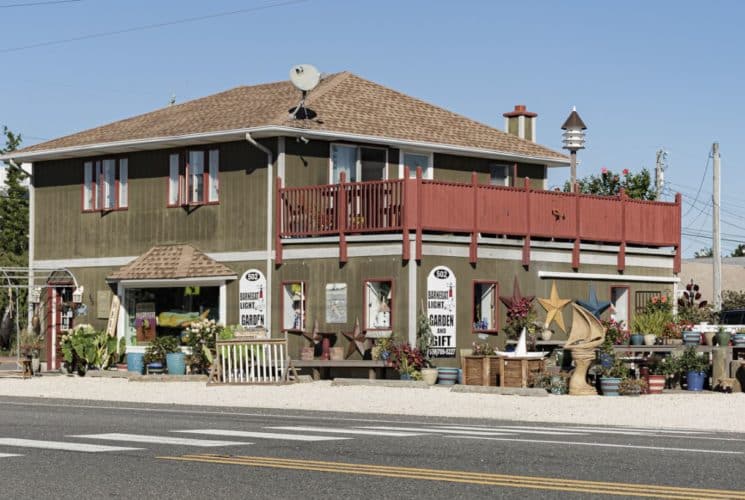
[731,244,745,257]
[694,247,713,258]
[0,126,28,328]
[563,167,656,200]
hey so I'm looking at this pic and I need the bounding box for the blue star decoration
[576,285,611,319]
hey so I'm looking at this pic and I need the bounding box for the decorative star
[576,285,611,319]
[301,319,321,345]
[343,317,369,359]
[537,280,571,333]
[499,276,535,310]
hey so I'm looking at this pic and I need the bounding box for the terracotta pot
[648,374,665,394]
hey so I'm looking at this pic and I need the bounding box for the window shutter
[118,159,128,208]
[83,161,93,210]
[169,153,180,206]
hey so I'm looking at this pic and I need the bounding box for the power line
[0,0,308,54]
[0,0,79,8]
[681,152,711,219]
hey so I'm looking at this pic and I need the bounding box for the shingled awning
[107,244,237,282]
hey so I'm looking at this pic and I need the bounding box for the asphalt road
[0,396,743,499]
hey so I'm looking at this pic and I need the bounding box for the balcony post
[572,182,580,269]
[339,171,347,263]
[416,166,423,261]
[402,166,411,261]
[275,176,283,265]
[522,177,531,267]
[617,188,627,272]
[470,171,478,264]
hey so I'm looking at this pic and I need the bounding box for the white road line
[481,425,706,437]
[448,436,743,455]
[267,426,425,437]
[71,433,250,447]
[558,426,707,435]
[0,438,142,453]
[173,429,351,442]
[435,426,587,436]
[0,453,21,458]
[361,426,514,436]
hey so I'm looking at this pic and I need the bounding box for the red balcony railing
[275,169,682,272]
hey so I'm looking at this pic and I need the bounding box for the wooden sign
[106,295,120,337]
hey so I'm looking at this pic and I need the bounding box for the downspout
[245,133,273,333]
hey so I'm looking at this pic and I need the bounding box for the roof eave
[2,126,570,167]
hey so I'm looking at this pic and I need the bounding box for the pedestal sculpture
[564,304,606,395]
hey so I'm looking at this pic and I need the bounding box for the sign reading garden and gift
[239,269,266,328]
[426,265,456,358]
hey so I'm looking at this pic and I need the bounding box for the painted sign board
[239,269,266,328]
[106,295,120,337]
[325,283,347,324]
[426,266,456,358]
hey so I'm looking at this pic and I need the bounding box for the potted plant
[388,341,426,380]
[631,310,668,346]
[18,331,44,374]
[182,319,218,374]
[598,356,629,396]
[618,377,647,396]
[644,354,667,394]
[415,303,438,385]
[715,327,731,347]
[462,341,498,386]
[144,336,180,374]
[678,345,709,391]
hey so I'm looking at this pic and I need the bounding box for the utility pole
[712,142,721,311]
[655,149,667,200]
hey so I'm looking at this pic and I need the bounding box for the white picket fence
[211,338,294,385]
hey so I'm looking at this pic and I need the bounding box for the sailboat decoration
[564,303,606,395]
[494,327,548,359]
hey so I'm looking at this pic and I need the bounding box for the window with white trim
[168,148,219,206]
[83,158,128,211]
[282,282,306,331]
[330,144,387,183]
[401,151,433,179]
[365,280,392,331]
[473,281,498,332]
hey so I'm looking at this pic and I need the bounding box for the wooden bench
[292,360,388,380]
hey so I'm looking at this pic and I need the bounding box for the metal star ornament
[576,285,611,319]
[343,317,369,359]
[537,281,571,333]
[499,276,535,310]
[301,319,321,345]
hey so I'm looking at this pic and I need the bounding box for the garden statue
[564,303,606,395]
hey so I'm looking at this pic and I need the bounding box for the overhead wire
[0,0,79,8]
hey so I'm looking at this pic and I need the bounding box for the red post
[572,181,580,270]
[522,177,531,267]
[415,167,423,261]
[470,171,478,264]
[402,166,410,261]
[617,189,627,272]
[338,171,347,263]
[674,192,682,273]
[275,177,283,265]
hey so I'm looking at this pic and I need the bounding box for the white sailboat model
[495,327,548,359]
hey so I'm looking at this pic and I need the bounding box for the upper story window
[489,164,509,186]
[83,158,128,211]
[330,144,387,183]
[401,151,433,179]
[168,149,219,207]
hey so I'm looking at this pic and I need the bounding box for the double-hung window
[330,144,387,183]
[168,149,219,206]
[83,158,128,211]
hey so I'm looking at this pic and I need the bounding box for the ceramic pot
[630,334,644,346]
[600,377,622,396]
[716,332,731,347]
[643,334,656,346]
[682,331,701,346]
[126,352,144,374]
[703,332,716,346]
[420,368,438,385]
[166,352,186,375]
[437,367,459,385]
[647,374,665,394]
[687,370,706,391]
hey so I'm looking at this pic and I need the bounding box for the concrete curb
[331,378,430,389]
[450,385,549,397]
[127,374,209,383]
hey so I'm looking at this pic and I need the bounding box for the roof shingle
[17,72,568,162]
[107,244,236,281]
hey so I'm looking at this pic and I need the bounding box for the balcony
[275,170,681,272]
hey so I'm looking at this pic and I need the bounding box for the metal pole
[712,142,721,311]
[655,149,664,200]
[570,150,577,190]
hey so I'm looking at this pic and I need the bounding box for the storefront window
[365,280,392,331]
[473,281,498,333]
[282,282,305,331]
[125,286,219,343]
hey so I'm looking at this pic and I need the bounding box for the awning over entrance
[106,244,237,282]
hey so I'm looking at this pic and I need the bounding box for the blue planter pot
[399,373,411,380]
[682,331,701,346]
[126,352,144,374]
[630,334,644,346]
[687,370,706,391]
[437,367,459,385]
[733,334,745,347]
[600,377,622,396]
[166,352,186,375]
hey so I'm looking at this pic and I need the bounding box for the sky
[0,0,743,257]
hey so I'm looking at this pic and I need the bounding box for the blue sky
[1,0,742,257]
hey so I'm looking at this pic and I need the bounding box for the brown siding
[34,140,273,259]
[434,153,547,186]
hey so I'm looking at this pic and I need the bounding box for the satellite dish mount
[289,64,321,120]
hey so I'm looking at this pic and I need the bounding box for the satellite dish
[289,64,321,92]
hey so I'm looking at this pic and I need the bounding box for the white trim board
[538,271,680,283]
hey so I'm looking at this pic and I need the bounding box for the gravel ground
[0,376,743,431]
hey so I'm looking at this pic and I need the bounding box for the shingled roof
[10,72,568,163]
[107,244,236,281]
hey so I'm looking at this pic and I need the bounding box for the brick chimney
[503,105,538,142]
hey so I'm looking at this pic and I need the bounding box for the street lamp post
[561,107,587,190]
